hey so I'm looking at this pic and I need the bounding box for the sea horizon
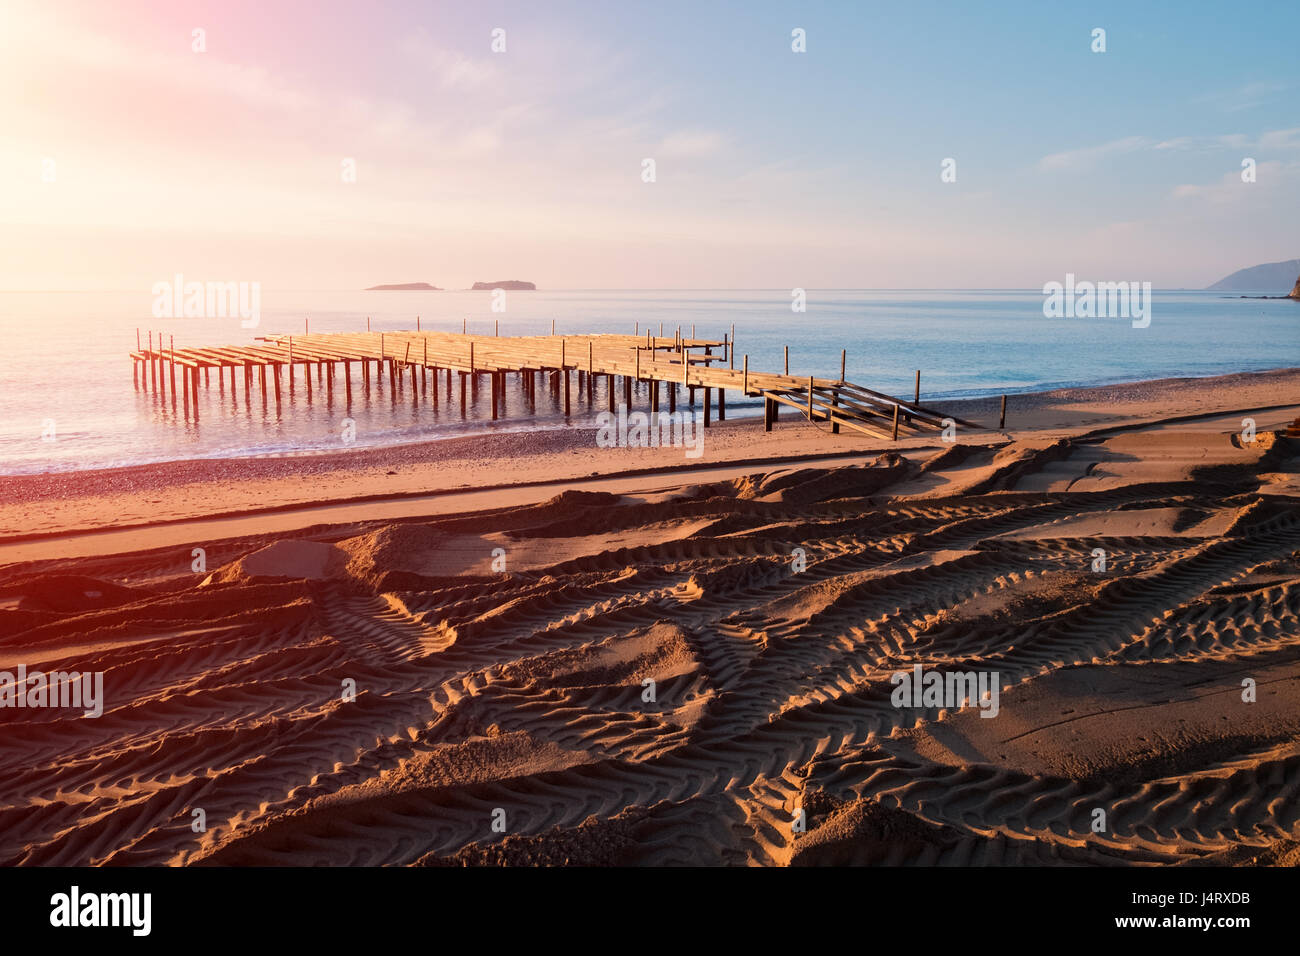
[2,288,1297,475]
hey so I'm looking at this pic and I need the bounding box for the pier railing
[130,327,973,440]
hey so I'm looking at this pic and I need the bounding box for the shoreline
[7,363,1297,481]
[1,366,1297,549]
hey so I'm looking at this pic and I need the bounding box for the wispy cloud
[1172,160,1295,202]
[1258,127,1300,150]
[398,29,500,90]
[655,130,728,159]
[1038,136,1148,171]
[1193,81,1288,113]
[1043,127,1300,172]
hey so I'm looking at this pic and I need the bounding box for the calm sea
[0,289,1295,475]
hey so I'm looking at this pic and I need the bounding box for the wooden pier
[129,326,972,441]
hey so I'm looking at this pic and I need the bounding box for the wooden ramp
[129,327,976,440]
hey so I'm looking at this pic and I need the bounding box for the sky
[2,0,1298,290]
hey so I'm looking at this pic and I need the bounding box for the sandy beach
[0,368,1296,865]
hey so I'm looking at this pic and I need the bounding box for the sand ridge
[0,415,1296,866]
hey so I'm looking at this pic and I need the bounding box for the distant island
[1206,258,1300,292]
[1292,275,1300,300]
[365,282,441,291]
[471,280,536,291]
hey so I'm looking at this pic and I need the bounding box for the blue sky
[3,0,1297,288]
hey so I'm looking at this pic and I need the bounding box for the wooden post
[668,381,676,413]
[682,348,689,386]
[460,372,467,416]
[718,383,725,420]
[491,372,500,419]
[808,376,814,421]
[417,315,421,331]
[703,387,711,427]
[305,361,312,399]
[305,317,309,335]
[784,345,789,376]
[169,336,177,399]
[831,388,840,434]
[743,354,749,394]
[608,374,616,412]
[1000,394,1007,429]
[915,370,921,405]
[552,318,556,335]
[764,397,774,432]
[564,368,571,416]
[147,332,155,390]
[841,350,847,383]
[261,364,269,398]
[344,361,351,403]
[182,366,190,417]
[367,316,370,331]
[288,338,294,393]
[469,340,475,375]
[623,373,632,409]
[892,403,900,440]
[244,361,252,401]
[635,347,640,382]
[273,363,282,407]
[362,355,369,391]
